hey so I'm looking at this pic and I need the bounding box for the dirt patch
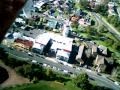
[0,61,30,88]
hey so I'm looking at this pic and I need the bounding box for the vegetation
[2,81,81,90]
[79,0,89,10]
[0,66,9,84]
[107,15,120,32]
[93,4,108,16]
[73,73,90,90]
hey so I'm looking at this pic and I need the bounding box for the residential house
[91,44,98,57]
[76,44,85,65]
[70,15,79,22]
[21,0,33,18]
[94,55,106,72]
[98,45,108,56]
[46,19,59,29]
[108,2,117,15]
[62,23,71,37]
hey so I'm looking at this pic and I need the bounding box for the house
[46,19,58,29]
[12,38,33,50]
[94,55,106,72]
[15,18,25,24]
[6,32,22,40]
[70,15,79,22]
[108,2,117,15]
[62,24,71,37]
[21,0,33,18]
[98,45,108,56]
[76,45,85,65]
[92,44,97,57]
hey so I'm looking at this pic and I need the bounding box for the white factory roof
[34,32,73,52]
[35,33,50,45]
[49,33,73,52]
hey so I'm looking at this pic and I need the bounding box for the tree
[94,4,108,16]
[112,42,120,51]
[73,73,90,90]
[98,26,108,33]
[79,0,89,10]
[45,68,56,80]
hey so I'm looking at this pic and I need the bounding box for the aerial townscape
[1,0,120,90]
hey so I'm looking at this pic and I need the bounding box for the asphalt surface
[91,12,120,41]
[0,44,120,90]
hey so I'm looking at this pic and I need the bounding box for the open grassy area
[3,81,81,90]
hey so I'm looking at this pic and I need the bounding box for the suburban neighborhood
[0,0,120,90]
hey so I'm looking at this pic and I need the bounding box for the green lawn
[4,81,81,90]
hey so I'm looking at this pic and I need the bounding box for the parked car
[89,77,95,81]
[52,66,57,70]
[63,70,68,73]
[114,82,119,86]
[97,73,102,76]
[28,52,34,57]
[32,60,37,63]
[43,63,47,67]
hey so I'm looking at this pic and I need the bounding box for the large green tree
[79,0,89,10]
[73,73,90,90]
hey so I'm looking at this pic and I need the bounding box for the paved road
[0,45,120,90]
[91,12,120,41]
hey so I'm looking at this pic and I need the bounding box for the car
[36,54,40,57]
[76,67,81,70]
[89,77,95,81]
[59,62,64,65]
[38,63,43,66]
[52,66,57,70]
[32,60,37,63]
[63,70,68,73]
[28,52,34,57]
[9,47,14,50]
[114,82,119,86]
[43,63,47,67]
[68,71,73,74]
[47,65,51,68]
[97,73,102,76]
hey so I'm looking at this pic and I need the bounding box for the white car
[76,67,81,70]
[32,60,37,63]
[114,82,119,86]
[43,63,47,67]
[63,70,68,73]
[52,66,57,70]
[28,52,33,57]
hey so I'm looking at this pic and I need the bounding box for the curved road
[91,12,120,41]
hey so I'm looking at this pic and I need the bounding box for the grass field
[4,81,81,90]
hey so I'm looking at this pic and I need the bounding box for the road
[91,12,120,41]
[0,45,120,90]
